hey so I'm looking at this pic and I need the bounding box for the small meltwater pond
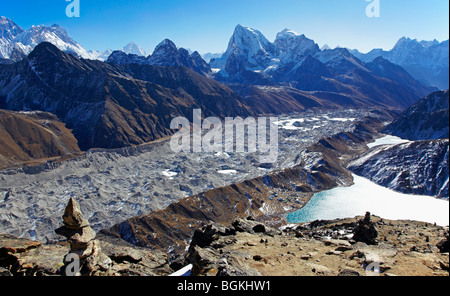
[287,174,449,226]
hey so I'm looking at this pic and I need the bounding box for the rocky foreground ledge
[181,213,449,276]
[0,200,448,276]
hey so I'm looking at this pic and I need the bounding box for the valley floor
[0,109,370,242]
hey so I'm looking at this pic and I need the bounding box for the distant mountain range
[0,42,251,150]
[351,38,449,90]
[208,25,434,112]
[0,16,143,62]
[107,39,212,77]
[1,17,448,89]
[0,17,445,153]
[210,25,448,90]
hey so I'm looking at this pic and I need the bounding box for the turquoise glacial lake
[287,174,449,226]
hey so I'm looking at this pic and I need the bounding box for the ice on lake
[287,174,449,226]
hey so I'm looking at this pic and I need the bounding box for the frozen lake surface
[287,174,449,226]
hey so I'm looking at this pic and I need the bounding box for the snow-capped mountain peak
[220,25,277,75]
[121,41,146,56]
[274,29,319,64]
[276,28,300,38]
[1,16,111,61]
[320,44,331,51]
[5,21,97,60]
[226,24,275,60]
[0,16,24,42]
[146,39,179,66]
[0,16,25,59]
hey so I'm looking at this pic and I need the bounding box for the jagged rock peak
[27,42,71,61]
[227,24,274,55]
[153,38,178,53]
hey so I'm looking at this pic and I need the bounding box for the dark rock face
[383,89,449,141]
[348,139,449,197]
[338,269,360,276]
[185,219,272,276]
[349,90,449,198]
[106,51,146,65]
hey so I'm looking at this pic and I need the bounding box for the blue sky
[1,0,449,54]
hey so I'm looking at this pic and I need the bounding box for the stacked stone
[352,212,378,245]
[55,197,111,275]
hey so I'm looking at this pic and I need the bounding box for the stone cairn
[55,197,111,275]
[352,211,378,245]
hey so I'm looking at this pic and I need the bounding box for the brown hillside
[0,109,81,169]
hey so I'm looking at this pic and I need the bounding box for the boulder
[436,233,449,253]
[232,218,281,236]
[338,269,360,276]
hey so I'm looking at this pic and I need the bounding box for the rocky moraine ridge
[1,200,448,276]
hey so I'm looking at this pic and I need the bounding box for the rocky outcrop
[0,233,66,276]
[182,214,449,276]
[185,218,280,276]
[437,232,449,253]
[53,197,174,276]
[1,213,448,276]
